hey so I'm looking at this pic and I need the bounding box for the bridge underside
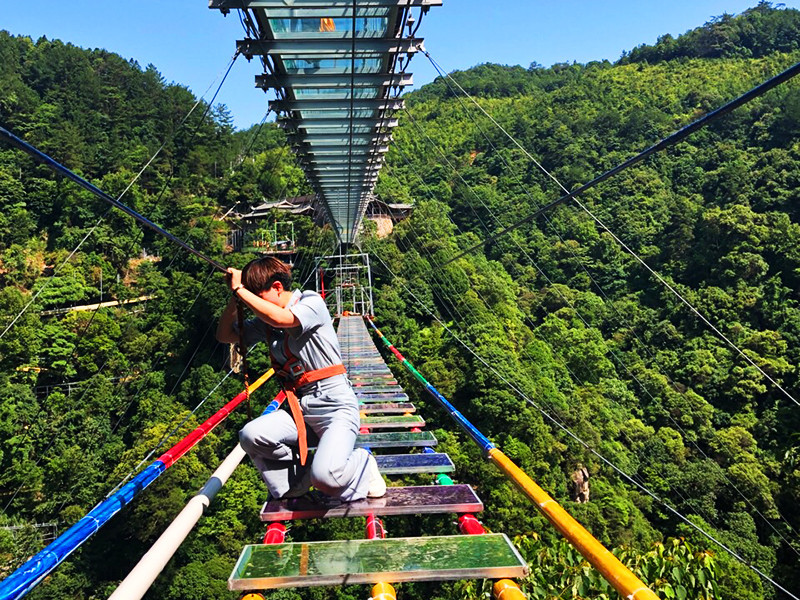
[211,0,441,244]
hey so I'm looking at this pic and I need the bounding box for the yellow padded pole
[371,582,396,600]
[493,579,527,600]
[488,449,659,600]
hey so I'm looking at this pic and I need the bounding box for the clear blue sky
[3,1,799,130]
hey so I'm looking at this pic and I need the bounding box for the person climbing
[216,256,386,501]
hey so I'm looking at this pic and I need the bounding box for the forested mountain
[2,3,800,599]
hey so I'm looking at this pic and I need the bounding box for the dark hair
[241,256,292,293]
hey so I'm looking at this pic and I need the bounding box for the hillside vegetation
[1,3,800,599]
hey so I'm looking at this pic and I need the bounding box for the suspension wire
[109,254,215,437]
[0,209,111,340]
[415,54,800,550]
[389,168,800,559]
[0,53,243,342]
[1,249,210,514]
[345,0,357,244]
[297,234,330,289]
[370,252,798,600]
[292,217,327,287]
[5,47,246,462]
[422,53,800,409]
[0,52,243,355]
[377,207,711,541]
[388,104,800,559]
[0,126,227,273]
[215,109,273,222]
[401,109,497,236]
[8,95,271,511]
[103,364,237,498]
[380,139,800,572]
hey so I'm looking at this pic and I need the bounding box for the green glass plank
[229,534,528,590]
[355,431,437,448]
[361,415,424,429]
[357,394,410,404]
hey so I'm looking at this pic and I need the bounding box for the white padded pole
[108,444,248,600]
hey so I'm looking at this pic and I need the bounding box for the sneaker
[366,454,387,498]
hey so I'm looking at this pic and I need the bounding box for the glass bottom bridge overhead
[210,0,443,244]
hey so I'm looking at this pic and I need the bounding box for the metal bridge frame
[211,0,439,243]
[314,252,374,317]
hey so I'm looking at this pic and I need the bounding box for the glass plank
[348,357,393,364]
[375,453,454,475]
[358,402,414,414]
[261,8,391,20]
[355,390,407,397]
[283,58,383,74]
[354,387,403,394]
[361,415,424,429]
[260,484,482,521]
[269,16,389,38]
[355,431,437,448]
[294,87,380,99]
[356,394,414,412]
[297,110,378,121]
[349,373,395,377]
[229,534,528,590]
[300,124,378,134]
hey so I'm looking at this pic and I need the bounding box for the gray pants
[239,374,372,501]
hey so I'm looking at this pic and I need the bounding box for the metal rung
[260,484,481,521]
[229,534,528,590]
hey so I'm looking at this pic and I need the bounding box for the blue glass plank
[375,453,454,474]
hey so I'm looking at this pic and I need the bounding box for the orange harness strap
[266,319,347,466]
[278,362,347,466]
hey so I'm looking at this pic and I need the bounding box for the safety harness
[268,293,346,465]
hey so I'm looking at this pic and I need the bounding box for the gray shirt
[238,290,343,372]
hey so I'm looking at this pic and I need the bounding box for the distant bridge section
[210,0,441,244]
